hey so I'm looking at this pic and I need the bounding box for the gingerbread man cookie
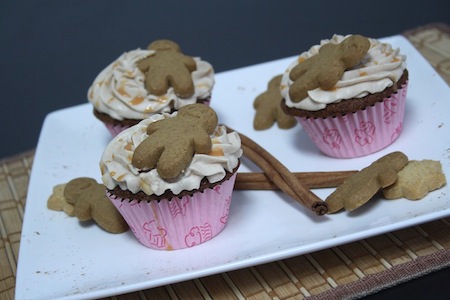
[132,103,218,179]
[289,35,370,102]
[137,39,197,98]
[253,75,296,130]
[326,151,408,213]
[47,177,128,233]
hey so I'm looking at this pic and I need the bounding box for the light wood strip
[337,242,386,276]
[227,268,270,299]
[199,274,239,300]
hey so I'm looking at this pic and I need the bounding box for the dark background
[2,0,450,298]
[2,0,450,159]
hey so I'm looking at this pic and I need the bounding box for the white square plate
[16,35,450,300]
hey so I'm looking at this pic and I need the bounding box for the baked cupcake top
[88,40,214,121]
[280,34,407,112]
[100,105,242,196]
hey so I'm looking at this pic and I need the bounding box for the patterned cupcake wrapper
[107,172,236,250]
[104,123,131,137]
[297,82,408,158]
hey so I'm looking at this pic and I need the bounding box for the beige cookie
[47,183,74,216]
[383,160,447,200]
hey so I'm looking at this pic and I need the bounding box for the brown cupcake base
[108,163,240,202]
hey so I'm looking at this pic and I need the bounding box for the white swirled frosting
[100,112,242,196]
[88,49,214,120]
[280,34,407,111]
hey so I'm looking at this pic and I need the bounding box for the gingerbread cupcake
[100,104,242,250]
[280,34,408,158]
[88,39,214,136]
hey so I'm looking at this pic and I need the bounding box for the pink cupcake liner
[103,123,131,137]
[108,172,237,250]
[297,82,408,158]
[201,98,211,106]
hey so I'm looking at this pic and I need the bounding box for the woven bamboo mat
[2,23,450,300]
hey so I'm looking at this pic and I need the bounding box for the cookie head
[137,39,197,98]
[147,39,181,52]
[289,35,370,102]
[132,103,218,180]
[177,102,218,133]
[64,177,97,205]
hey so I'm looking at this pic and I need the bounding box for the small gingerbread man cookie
[289,35,370,102]
[383,160,446,200]
[253,75,296,130]
[132,103,218,179]
[326,151,408,213]
[137,39,197,98]
[47,178,128,234]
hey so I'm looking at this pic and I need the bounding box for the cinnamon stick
[235,170,356,190]
[228,126,329,215]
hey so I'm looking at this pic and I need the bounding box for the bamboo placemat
[2,23,450,300]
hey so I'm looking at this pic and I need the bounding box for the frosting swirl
[280,35,407,111]
[100,112,242,196]
[88,49,214,120]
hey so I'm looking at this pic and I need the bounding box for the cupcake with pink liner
[280,34,408,158]
[88,39,215,136]
[100,104,242,250]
